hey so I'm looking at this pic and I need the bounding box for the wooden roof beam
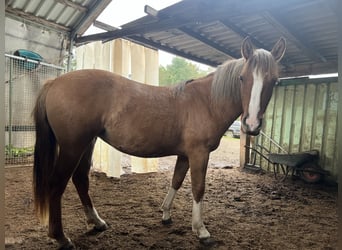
[144,5,159,18]
[71,0,111,38]
[75,1,246,45]
[262,11,327,63]
[93,20,118,32]
[127,35,219,67]
[219,19,266,49]
[219,18,295,69]
[75,14,196,45]
[144,5,238,59]
[178,26,239,59]
[55,0,88,13]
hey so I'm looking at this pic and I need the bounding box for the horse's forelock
[249,49,278,77]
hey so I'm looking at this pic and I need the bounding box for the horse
[33,37,285,249]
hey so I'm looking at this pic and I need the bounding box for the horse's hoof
[57,238,75,250]
[85,223,109,236]
[199,237,216,246]
[161,218,173,225]
[94,222,109,232]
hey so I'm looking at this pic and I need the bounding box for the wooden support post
[239,131,250,168]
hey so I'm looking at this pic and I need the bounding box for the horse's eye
[239,75,243,81]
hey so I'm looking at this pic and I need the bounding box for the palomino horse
[33,37,285,249]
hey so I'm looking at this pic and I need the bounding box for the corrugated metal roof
[5,0,111,37]
[75,0,338,77]
[5,0,338,77]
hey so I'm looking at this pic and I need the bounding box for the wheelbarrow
[267,150,329,183]
[245,132,329,183]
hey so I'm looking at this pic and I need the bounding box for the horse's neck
[186,75,243,134]
[212,100,242,131]
[208,82,243,133]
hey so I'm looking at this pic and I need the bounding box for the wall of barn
[5,17,68,65]
[4,16,66,165]
[254,77,338,181]
[75,39,159,178]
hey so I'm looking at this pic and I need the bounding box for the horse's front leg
[161,156,189,224]
[189,150,211,240]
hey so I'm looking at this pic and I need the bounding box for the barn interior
[3,0,340,181]
[1,1,341,249]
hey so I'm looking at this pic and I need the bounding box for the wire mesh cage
[4,54,65,165]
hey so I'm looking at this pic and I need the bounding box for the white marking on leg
[84,206,107,229]
[246,70,263,131]
[161,187,177,221]
[192,200,210,239]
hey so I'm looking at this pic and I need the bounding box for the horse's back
[44,69,183,154]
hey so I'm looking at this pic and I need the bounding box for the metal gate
[5,54,65,165]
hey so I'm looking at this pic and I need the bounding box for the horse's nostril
[257,119,262,130]
[242,116,248,126]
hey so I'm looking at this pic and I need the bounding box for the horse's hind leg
[72,139,108,231]
[161,155,189,224]
[48,148,83,249]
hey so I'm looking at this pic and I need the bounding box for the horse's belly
[103,138,178,158]
[100,128,180,158]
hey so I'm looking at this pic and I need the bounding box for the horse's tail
[32,80,57,225]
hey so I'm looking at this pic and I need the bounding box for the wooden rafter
[5,6,70,32]
[262,11,327,63]
[71,0,111,38]
[219,19,265,49]
[93,20,118,32]
[75,15,194,45]
[55,0,87,12]
[144,5,238,59]
[127,35,219,67]
[178,26,239,59]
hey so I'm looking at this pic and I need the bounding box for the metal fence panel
[253,77,338,180]
[4,54,64,165]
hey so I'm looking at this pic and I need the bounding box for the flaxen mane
[211,49,278,105]
[172,74,213,97]
[211,58,244,105]
[172,78,194,96]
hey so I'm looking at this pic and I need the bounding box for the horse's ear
[241,37,254,60]
[271,37,286,62]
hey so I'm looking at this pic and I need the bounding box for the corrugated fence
[254,77,338,181]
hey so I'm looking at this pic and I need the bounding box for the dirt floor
[5,136,338,249]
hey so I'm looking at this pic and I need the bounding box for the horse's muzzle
[241,116,262,136]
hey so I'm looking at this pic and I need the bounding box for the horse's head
[239,37,286,136]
